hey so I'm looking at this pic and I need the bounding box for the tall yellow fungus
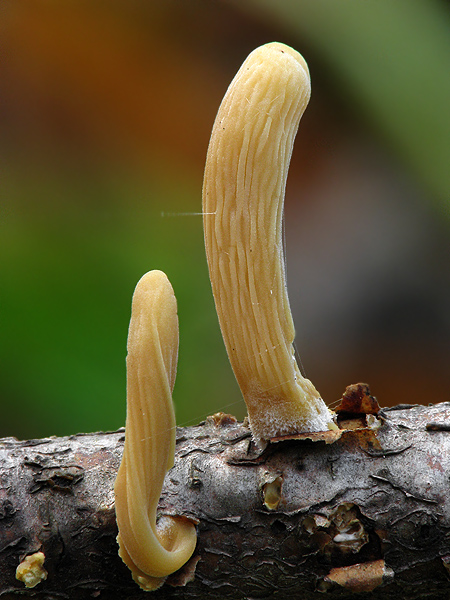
[202,42,336,445]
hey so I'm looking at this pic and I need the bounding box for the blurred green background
[1,0,449,440]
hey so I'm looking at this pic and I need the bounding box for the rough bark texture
[2,386,450,599]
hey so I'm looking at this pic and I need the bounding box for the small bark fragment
[323,559,390,593]
[335,382,381,415]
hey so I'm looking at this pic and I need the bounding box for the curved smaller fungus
[114,270,197,591]
[202,42,336,445]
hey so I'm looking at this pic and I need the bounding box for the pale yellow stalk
[202,42,336,444]
[114,270,196,591]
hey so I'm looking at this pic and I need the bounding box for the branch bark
[2,389,450,599]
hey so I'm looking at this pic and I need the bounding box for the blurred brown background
[1,0,449,439]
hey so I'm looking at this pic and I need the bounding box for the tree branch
[2,388,450,599]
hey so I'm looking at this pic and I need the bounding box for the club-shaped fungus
[114,271,197,591]
[202,42,336,445]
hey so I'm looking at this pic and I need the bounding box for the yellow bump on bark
[262,476,283,511]
[114,270,197,591]
[16,552,47,588]
[202,42,336,445]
